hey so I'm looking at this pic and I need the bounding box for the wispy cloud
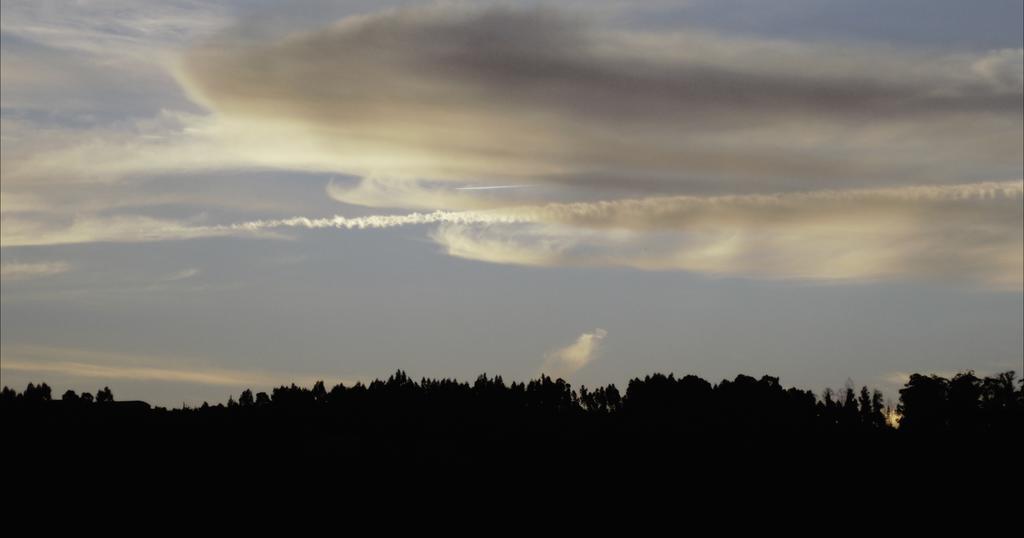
[541,329,608,379]
[3,181,1020,287]
[432,181,1024,288]
[1,260,70,279]
[1,359,290,387]
[0,345,337,388]
[0,214,238,247]
[161,267,199,282]
[454,185,531,191]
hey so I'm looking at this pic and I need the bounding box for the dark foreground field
[3,370,1022,527]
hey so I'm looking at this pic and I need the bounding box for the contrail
[217,180,1022,233]
[218,209,534,233]
[454,184,531,191]
[2,181,1018,247]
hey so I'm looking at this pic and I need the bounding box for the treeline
[3,369,1020,436]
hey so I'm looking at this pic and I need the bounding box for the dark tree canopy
[0,367,1018,482]
[4,370,1019,439]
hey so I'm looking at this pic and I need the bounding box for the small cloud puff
[542,329,608,379]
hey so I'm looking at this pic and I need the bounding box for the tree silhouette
[2,368,1020,465]
[96,387,114,403]
[239,389,254,407]
[898,374,950,432]
[22,383,52,402]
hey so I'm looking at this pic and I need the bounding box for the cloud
[326,176,545,211]
[0,260,70,279]
[971,49,1024,92]
[1,359,284,387]
[0,111,347,187]
[0,205,529,246]
[10,5,1018,200]
[4,181,1019,288]
[0,214,240,247]
[177,5,1022,196]
[4,5,1020,198]
[0,344,334,388]
[432,181,1024,288]
[1,5,1020,289]
[542,329,608,379]
[0,0,228,116]
[162,268,200,281]
[5,5,1020,197]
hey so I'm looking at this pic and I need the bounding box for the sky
[1,0,1021,407]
